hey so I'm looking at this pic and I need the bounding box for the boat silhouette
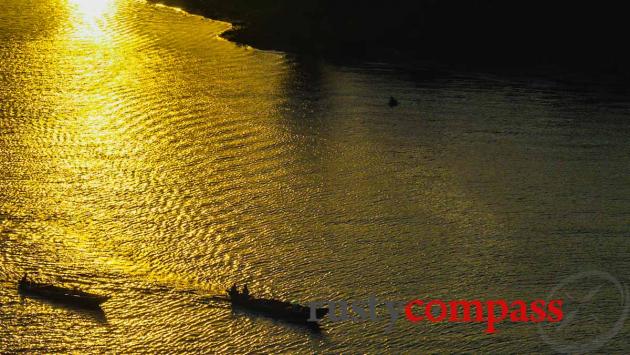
[18,276,110,309]
[225,286,328,326]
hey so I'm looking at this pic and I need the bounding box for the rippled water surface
[1,0,630,353]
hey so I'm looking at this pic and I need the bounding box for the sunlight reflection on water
[1,0,629,353]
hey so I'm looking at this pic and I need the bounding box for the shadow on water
[230,307,325,336]
[18,294,108,324]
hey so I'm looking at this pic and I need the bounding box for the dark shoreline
[149,0,630,86]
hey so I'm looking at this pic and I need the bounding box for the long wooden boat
[18,278,110,309]
[227,289,328,324]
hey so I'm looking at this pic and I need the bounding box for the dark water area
[1,0,629,353]
[152,0,630,81]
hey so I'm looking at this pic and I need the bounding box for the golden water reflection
[2,0,293,351]
[2,0,630,353]
[67,0,116,42]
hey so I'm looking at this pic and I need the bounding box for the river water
[1,0,629,353]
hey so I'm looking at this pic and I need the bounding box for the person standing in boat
[242,284,250,299]
[229,283,238,298]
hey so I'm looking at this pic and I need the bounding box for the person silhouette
[242,284,250,299]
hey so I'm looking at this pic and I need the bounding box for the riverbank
[149,0,630,83]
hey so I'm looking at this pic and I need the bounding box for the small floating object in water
[18,274,109,309]
[388,96,399,107]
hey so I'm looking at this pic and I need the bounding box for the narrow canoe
[227,290,328,324]
[18,279,109,309]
